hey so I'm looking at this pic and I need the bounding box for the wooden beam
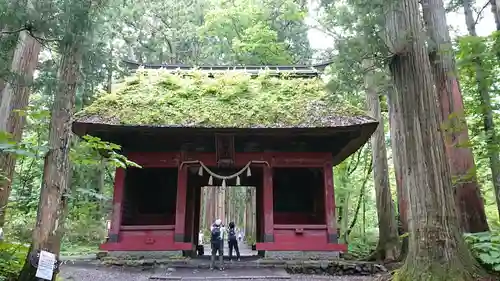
[174,166,188,242]
[323,162,338,243]
[263,165,274,242]
[108,168,125,242]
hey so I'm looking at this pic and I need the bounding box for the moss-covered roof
[74,69,375,128]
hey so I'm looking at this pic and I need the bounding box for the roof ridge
[121,59,333,77]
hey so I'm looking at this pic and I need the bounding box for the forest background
[1,0,500,280]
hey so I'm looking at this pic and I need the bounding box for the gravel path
[59,265,378,281]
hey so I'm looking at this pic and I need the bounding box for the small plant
[0,241,29,281]
[245,236,256,246]
[464,231,500,272]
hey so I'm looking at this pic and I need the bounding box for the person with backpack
[210,219,224,270]
[227,222,240,261]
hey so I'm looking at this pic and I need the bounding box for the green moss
[76,69,370,127]
[392,253,489,281]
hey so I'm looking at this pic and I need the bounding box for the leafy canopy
[76,69,370,128]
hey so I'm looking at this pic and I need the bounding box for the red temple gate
[70,126,377,254]
[105,150,345,252]
[71,61,378,255]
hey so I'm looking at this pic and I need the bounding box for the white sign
[35,250,56,280]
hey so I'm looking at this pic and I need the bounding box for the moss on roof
[75,69,374,128]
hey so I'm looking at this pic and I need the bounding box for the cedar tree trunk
[17,3,90,277]
[463,0,500,221]
[0,31,41,226]
[384,0,486,279]
[490,0,500,64]
[0,27,18,94]
[421,0,489,233]
[363,59,400,261]
[492,0,500,30]
[387,85,409,259]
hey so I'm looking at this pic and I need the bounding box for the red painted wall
[101,151,343,252]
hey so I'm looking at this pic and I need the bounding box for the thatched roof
[74,69,375,129]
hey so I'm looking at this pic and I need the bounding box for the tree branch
[474,1,491,27]
[0,26,30,35]
[347,145,365,175]
[346,153,373,237]
[1,25,60,45]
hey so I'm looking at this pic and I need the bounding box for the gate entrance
[186,166,261,258]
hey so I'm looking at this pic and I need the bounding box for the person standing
[228,222,240,261]
[210,219,224,270]
[199,230,204,244]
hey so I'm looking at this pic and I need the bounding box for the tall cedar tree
[17,0,96,280]
[384,0,487,279]
[363,59,400,261]
[421,0,489,232]
[463,0,500,220]
[387,85,409,259]
[0,31,41,227]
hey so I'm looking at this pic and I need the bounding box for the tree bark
[339,192,350,243]
[387,85,409,260]
[252,187,256,238]
[383,0,486,279]
[490,0,500,65]
[0,28,17,94]
[363,59,400,261]
[491,0,500,31]
[0,31,41,227]
[219,186,225,222]
[97,159,106,217]
[463,0,500,222]
[210,186,216,223]
[205,187,212,229]
[421,0,489,233]
[17,2,90,278]
[245,187,253,240]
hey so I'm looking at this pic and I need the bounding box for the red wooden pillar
[174,166,188,242]
[108,168,125,243]
[263,165,274,242]
[323,162,337,243]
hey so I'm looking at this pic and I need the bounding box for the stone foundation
[285,260,387,276]
[105,250,183,260]
[264,251,340,260]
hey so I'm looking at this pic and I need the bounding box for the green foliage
[232,22,293,65]
[62,202,107,250]
[345,232,377,259]
[1,0,498,271]
[245,236,256,246]
[0,241,29,281]
[456,33,500,225]
[77,69,370,127]
[71,135,140,169]
[202,0,309,64]
[0,131,35,158]
[464,231,500,272]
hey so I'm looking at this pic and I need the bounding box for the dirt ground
[59,264,379,281]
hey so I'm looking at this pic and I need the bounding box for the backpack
[228,228,237,241]
[211,226,221,243]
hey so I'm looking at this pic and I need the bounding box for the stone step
[150,268,291,280]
